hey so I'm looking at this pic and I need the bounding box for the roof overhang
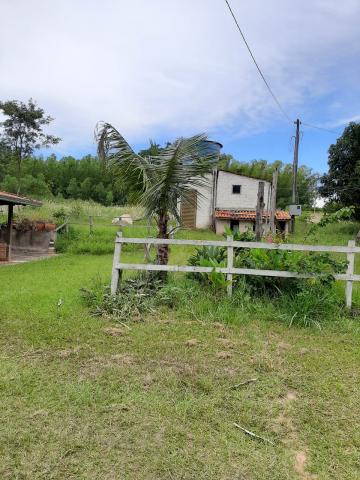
[0,191,42,207]
[215,209,291,221]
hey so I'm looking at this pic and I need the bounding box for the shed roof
[215,209,291,221]
[0,191,42,207]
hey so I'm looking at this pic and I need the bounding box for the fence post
[111,232,123,295]
[227,235,234,296]
[346,239,355,309]
[89,216,93,234]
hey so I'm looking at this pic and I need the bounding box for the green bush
[53,208,67,225]
[55,226,80,253]
[81,275,181,321]
[276,281,341,328]
[187,238,348,295]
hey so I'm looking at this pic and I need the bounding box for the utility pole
[290,119,301,233]
[269,167,278,235]
[255,181,265,241]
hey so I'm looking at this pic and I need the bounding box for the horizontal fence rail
[111,233,358,308]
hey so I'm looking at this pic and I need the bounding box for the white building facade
[180,170,290,235]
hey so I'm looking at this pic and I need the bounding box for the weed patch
[81,275,181,321]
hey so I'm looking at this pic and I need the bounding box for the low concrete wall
[215,219,254,235]
[0,228,56,253]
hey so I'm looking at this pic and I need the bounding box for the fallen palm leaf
[233,422,275,446]
[230,378,258,389]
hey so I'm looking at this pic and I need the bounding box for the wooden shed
[0,191,42,261]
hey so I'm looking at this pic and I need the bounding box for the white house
[179,169,290,235]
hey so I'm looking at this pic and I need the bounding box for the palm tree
[96,122,219,267]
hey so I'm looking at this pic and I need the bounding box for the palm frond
[95,121,151,190]
[95,124,220,225]
[140,134,218,219]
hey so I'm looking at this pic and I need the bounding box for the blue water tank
[199,140,223,158]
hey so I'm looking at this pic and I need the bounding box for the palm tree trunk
[156,212,169,280]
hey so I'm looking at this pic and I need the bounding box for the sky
[1,0,360,173]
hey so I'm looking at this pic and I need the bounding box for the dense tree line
[0,145,319,208]
[0,98,356,212]
[0,150,122,205]
[218,155,319,209]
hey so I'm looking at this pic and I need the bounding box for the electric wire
[224,0,292,123]
[224,0,344,135]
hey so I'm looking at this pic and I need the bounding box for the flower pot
[45,223,56,232]
[35,222,46,232]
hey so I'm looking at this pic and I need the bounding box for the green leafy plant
[52,207,67,224]
[305,206,355,240]
[188,241,348,294]
[198,258,231,291]
[223,226,255,242]
[81,274,180,321]
[277,282,342,328]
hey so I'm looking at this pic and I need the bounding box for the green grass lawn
[1,221,360,479]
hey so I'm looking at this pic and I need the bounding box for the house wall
[215,219,254,235]
[215,219,229,235]
[215,171,271,211]
[0,228,55,252]
[179,170,273,231]
[195,174,213,229]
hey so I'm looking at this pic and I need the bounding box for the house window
[232,185,241,194]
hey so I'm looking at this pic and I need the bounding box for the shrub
[188,239,348,295]
[55,226,80,253]
[275,281,342,328]
[81,274,181,321]
[53,208,67,225]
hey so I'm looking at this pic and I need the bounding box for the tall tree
[66,178,79,198]
[0,98,61,193]
[96,123,218,268]
[319,122,360,217]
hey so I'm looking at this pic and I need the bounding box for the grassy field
[0,198,144,224]
[1,216,360,479]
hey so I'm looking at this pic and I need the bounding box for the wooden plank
[227,235,233,296]
[269,168,278,234]
[180,191,197,228]
[55,222,68,233]
[115,236,360,254]
[115,262,360,282]
[7,204,13,262]
[116,263,222,273]
[346,240,355,308]
[255,181,265,241]
[111,232,122,295]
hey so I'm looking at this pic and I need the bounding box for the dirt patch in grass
[102,326,128,337]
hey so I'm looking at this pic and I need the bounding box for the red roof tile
[215,209,291,221]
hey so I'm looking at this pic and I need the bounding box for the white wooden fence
[111,233,360,308]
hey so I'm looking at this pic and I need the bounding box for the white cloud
[0,0,359,153]
[325,114,360,128]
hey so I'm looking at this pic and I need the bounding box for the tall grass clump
[56,223,158,255]
[81,274,181,321]
[13,198,144,223]
[186,230,349,327]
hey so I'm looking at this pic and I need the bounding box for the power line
[224,0,344,135]
[301,122,341,135]
[224,0,292,123]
